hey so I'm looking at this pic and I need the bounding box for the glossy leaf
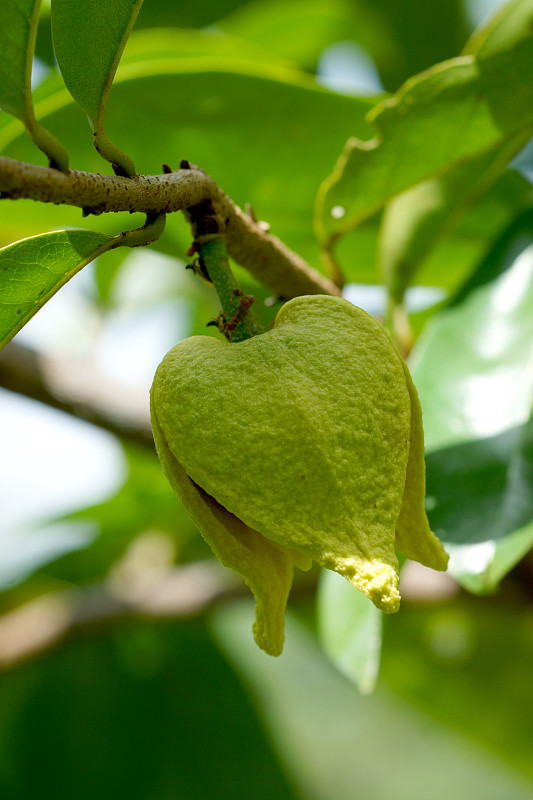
[380,0,533,312]
[379,136,531,309]
[316,35,533,244]
[51,0,143,176]
[317,568,382,693]
[0,48,375,272]
[2,33,527,294]
[410,211,533,591]
[0,0,68,169]
[0,0,39,122]
[0,230,114,350]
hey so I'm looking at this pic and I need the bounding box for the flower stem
[195,236,263,343]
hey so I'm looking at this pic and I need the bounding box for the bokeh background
[1,0,533,798]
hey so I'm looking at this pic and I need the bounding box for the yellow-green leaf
[0,229,113,350]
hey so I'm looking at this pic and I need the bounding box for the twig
[0,156,341,300]
[0,561,239,669]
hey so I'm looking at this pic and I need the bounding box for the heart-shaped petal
[151,295,448,654]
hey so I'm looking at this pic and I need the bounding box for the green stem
[27,119,69,173]
[195,236,263,343]
[113,211,166,249]
[320,243,345,289]
[93,127,136,178]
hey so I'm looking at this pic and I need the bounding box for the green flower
[151,295,448,655]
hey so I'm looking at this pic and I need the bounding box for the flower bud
[151,295,448,655]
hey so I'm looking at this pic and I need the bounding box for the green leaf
[0,48,375,272]
[213,602,533,800]
[0,0,68,170]
[0,0,38,122]
[381,600,533,779]
[316,35,533,244]
[362,0,469,91]
[380,0,533,314]
[463,0,533,56]
[51,0,143,176]
[317,568,382,694]
[410,210,533,591]
[218,0,399,77]
[379,136,530,309]
[0,229,113,350]
[121,25,293,69]
[135,0,251,29]
[425,423,533,594]
[0,619,297,800]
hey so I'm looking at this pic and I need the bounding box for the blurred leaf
[135,0,251,29]
[213,602,533,800]
[463,0,533,56]
[410,211,533,591]
[449,207,533,303]
[316,36,533,244]
[0,0,39,122]
[34,445,201,587]
[317,568,382,694]
[51,0,143,176]
[218,0,399,76]
[511,135,533,183]
[0,618,298,799]
[0,230,113,350]
[34,4,55,67]
[121,26,293,68]
[379,138,531,308]
[381,600,533,780]
[0,0,68,169]
[220,0,467,91]
[366,0,469,90]
[425,423,533,594]
[0,521,98,593]
[380,0,533,313]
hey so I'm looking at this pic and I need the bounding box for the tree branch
[0,341,154,448]
[0,561,239,669]
[0,156,341,299]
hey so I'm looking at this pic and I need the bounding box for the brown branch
[0,156,341,299]
[0,557,318,670]
[0,341,154,448]
[0,562,239,669]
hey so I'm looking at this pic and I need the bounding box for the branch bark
[0,156,341,299]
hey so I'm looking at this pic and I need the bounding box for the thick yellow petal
[152,296,411,615]
[151,402,294,656]
[395,361,449,571]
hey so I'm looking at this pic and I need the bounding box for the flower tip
[253,620,284,657]
[366,579,401,614]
